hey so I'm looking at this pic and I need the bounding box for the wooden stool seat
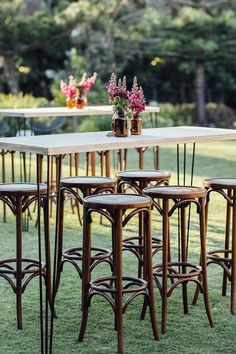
[84,193,151,209]
[78,193,159,353]
[203,178,236,190]
[116,169,170,182]
[0,182,47,196]
[60,176,116,189]
[143,185,206,199]
[0,182,48,329]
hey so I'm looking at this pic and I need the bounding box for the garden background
[1,0,236,131]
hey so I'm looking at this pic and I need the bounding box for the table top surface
[0,105,160,118]
[0,126,235,156]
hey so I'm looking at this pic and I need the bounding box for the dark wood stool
[143,185,213,334]
[116,169,171,277]
[0,183,48,329]
[78,193,159,354]
[54,176,116,298]
[200,178,236,314]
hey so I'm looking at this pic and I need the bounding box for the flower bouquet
[107,73,129,137]
[107,73,146,136]
[60,72,97,109]
[129,76,146,135]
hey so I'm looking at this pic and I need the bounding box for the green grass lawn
[0,141,236,353]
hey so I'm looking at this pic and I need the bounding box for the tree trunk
[195,61,206,126]
[3,54,19,94]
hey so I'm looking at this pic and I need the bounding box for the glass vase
[130,114,142,135]
[113,113,128,137]
[76,85,87,109]
[66,97,75,109]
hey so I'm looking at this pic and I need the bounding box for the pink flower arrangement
[128,76,146,116]
[60,75,77,99]
[60,73,97,100]
[107,73,129,115]
[78,72,97,90]
[107,73,146,116]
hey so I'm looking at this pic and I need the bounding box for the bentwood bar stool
[199,178,236,314]
[78,194,159,354]
[143,185,214,334]
[54,176,116,298]
[116,169,171,277]
[0,183,48,329]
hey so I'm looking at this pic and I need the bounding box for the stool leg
[2,150,6,223]
[144,206,159,340]
[100,151,104,176]
[105,151,110,177]
[85,152,89,175]
[222,189,231,296]
[181,206,188,314]
[112,220,117,331]
[192,195,209,306]
[138,210,144,278]
[54,189,65,299]
[162,198,169,334]
[199,197,214,326]
[138,148,144,169]
[114,210,123,354]
[78,205,91,342]
[16,196,23,329]
[91,152,96,176]
[231,190,236,314]
[11,151,15,182]
[123,148,127,170]
[43,195,52,306]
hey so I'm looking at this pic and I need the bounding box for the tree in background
[1,0,236,127]
[0,0,82,95]
[132,0,236,124]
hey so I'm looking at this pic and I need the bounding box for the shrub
[0,93,49,135]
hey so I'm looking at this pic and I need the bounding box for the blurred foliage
[1,1,236,126]
[0,92,49,135]
[0,93,48,108]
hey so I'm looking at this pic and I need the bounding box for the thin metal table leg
[231,190,236,314]
[49,154,63,353]
[36,154,44,354]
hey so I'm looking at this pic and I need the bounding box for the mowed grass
[0,140,236,353]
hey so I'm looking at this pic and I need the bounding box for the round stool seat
[0,183,47,196]
[203,178,236,190]
[60,176,116,189]
[143,185,206,199]
[84,193,152,210]
[116,169,171,182]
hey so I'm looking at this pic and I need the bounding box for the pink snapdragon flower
[107,73,129,114]
[128,76,146,116]
[79,72,97,90]
[60,75,77,99]
[107,73,129,99]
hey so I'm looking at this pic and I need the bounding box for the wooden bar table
[0,126,236,353]
[0,105,160,176]
[0,105,160,118]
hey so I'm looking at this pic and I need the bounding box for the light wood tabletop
[0,105,160,118]
[0,126,235,156]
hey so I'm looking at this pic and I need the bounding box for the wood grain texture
[0,126,235,155]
